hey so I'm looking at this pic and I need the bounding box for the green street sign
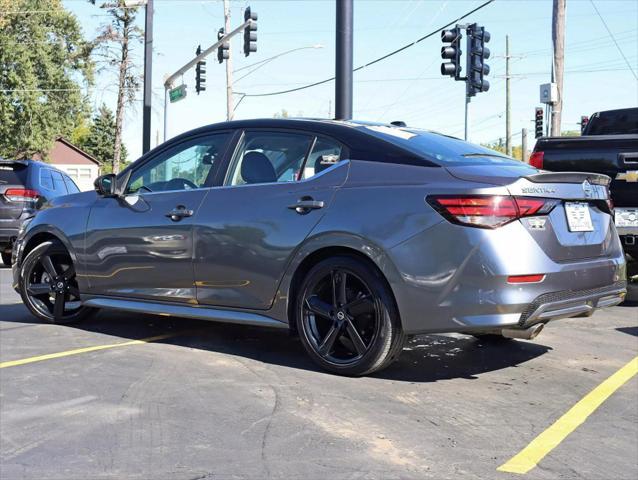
[169,84,187,103]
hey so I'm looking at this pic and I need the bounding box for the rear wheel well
[287,246,400,334]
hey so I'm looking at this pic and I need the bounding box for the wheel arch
[272,233,405,333]
[20,226,77,269]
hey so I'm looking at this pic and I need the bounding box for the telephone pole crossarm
[164,19,252,89]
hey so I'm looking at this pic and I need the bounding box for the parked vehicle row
[10,119,626,375]
[0,159,79,266]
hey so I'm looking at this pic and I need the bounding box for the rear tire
[19,240,94,324]
[1,251,11,266]
[295,256,406,376]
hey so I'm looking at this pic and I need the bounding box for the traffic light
[243,7,257,56]
[440,27,462,79]
[195,45,206,94]
[466,24,490,97]
[535,107,544,138]
[580,115,589,134]
[217,28,229,64]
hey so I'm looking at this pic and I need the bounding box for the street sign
[169,84,187,103]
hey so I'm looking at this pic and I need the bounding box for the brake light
[529,151,544,169]
[4,188,40,204]
[428,195,558,229]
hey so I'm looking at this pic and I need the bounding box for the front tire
[19,240,94,324]
[295,256,406,376]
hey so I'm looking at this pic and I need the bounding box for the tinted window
[64,175,80,194]
[0,163,28,186]
[51,171,66,194]
[127,133,229,194]
[40,169,54,190]
[586,109,638,135]
[359,125,526,167]
[226,131,313,186]
[302,137,343,180]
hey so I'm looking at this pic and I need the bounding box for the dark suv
[0,159,80,266]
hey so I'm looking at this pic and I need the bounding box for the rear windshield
[585,109,638,135]
[359,125,528,167]
[0,163,28,186]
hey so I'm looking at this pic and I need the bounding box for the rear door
[194,130,348,310]
[0,161,30,222]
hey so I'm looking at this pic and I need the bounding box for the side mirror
[94,174,116,197]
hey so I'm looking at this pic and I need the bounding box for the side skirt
[82,296,289,329]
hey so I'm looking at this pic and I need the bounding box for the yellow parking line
[498,355,638,475]
[0,332,184,369]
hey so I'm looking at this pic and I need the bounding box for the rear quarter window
[0,164,28,185]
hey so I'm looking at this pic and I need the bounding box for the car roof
[0,158,69,173]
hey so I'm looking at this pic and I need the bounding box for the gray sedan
[12,119,626,376]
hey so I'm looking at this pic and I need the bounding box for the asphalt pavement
[1,265,637,480]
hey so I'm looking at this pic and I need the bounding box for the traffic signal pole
[223,0,234,121]
[142,0,154,154]
[335,0,353,120]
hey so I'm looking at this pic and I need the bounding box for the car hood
[445,164,539,186]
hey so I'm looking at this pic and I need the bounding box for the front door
[194,130,347,310]
[83,132,231,303]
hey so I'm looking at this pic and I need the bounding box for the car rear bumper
[387,219,627,335]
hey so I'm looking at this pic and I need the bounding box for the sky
[63,0,638,160]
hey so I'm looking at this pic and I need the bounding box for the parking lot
[1,265,637,480]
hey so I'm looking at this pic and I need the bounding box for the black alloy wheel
[19,241,93,324]
[296,256,406,376]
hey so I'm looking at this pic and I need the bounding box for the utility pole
[335,0,353,120]
[521,128,529,163]
[551,0,565,136]
[505,35,512,156]
[142,0,153,154]
[223,0,234,121]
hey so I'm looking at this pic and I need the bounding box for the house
[39,138,101,191]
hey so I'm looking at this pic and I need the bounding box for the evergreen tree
[0,0,93,159]
[78,104,127,173]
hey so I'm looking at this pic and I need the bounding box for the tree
[77,104,127,172]
[482,140,524,161]
[0,0,93,159]
[91,1,143,174]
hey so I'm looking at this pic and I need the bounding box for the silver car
[12,119,627,376]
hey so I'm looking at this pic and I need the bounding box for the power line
[242,0,496,98]
[589,0,637,80]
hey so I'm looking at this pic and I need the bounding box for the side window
[51,171,66,194]
[64,175,80,194]
[40,169,54,190]
[302,137,343,180]
[225,131,313,186]
[127,133,230,194]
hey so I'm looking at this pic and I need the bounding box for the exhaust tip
[502,323,544,340]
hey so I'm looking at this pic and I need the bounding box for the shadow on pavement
[616,326,638,337]
[0,302,551,383]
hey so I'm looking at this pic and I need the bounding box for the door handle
[288,198,325,215]
[165,205,194,222]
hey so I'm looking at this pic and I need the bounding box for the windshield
[360,125,528,167]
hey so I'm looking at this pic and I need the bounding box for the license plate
[565,202,594,232]
[615,208,638,227]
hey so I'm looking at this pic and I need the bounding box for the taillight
[529,151,544,169]
[4,188,40,204]
[427,195,558,229]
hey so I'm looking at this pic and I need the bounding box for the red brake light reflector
[507,274,545,284]
[4,188,40,203]
[428,195,558,229]
[529,151,544,169]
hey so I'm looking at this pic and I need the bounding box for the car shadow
[0,303,551,383]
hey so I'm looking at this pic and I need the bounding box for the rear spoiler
[0,160,28,168]
[525,171,611,187]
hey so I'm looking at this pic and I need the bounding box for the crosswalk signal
[535,107,544,138]
[580,115,589,134]
[195,45,206,94]
[243,7,258,57]
[217,28,229,64]
[440,27,462,79]
[466,24,490,97]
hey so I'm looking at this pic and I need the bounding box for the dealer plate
[615,207,638,228]
[565,202,594,232]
